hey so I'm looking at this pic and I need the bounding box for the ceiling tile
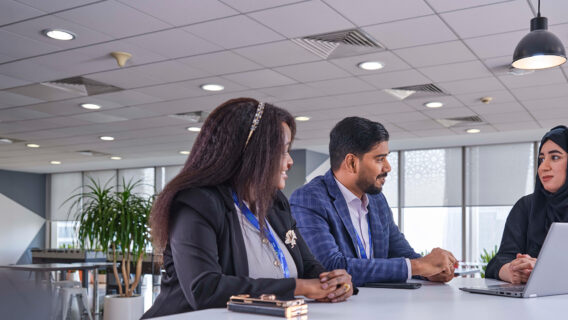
[333,90,401,107]
[365,101,415,115]
[394,41,477,68]
[6,83,83,101]
[394,119,444,130]
[455,90,516,107]
[493,120,540,131]
[277,96,349,113]
[528,0,568,24]
[274,61,351,82]
[128,61,210,83]
[498,68,567,90]
[223,69,296,88]
[177,51,262,75]
[184,15,284,49]
[249,1,354,38]
[260,83,325,101]
[538,118,568,128]
[440,1,532,39]
[233,40,320,67]
[0,30,61,59]
[438,76,505,94]
[422,106,476,119]
[126,29,222,59]
[482,110,534,123]
[70,112,128,123]
[449,124,497,135]
[0,1,45,25]
[470,101,525,115]
[307,77,375,95]
[118,0,237,26]
[0,107,51,121]
[0,74,31,90]
[219,0,303,12]
[138,83,205,100]
[94,90,163,106]
[360,69,431,89]
[426,0,514,13]
[523,97,568,111]
[364,15,456,50]
[26,50,113,78]
[531,107,568,121]
[324,0,433,26]
[465,30,526,59]
[419,60,491,82]
[15,0,99,13]
[0,91,44,106]
[412,128,456,137]
[56,1,171,38]
[2,14,114,50]
[100,106,162,120]
[511,83,568,101]
[74,39,167,67]
[84,68,163,90]
[0,58,66,83]
[329,51,411,76]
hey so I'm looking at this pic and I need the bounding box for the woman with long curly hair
[142,98,353,318]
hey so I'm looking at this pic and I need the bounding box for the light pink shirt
[335,177,412,280]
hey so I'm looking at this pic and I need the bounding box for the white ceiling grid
[0,0,567,172]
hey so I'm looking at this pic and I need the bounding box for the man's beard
[357,173,388,195]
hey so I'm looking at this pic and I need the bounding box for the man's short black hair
[329,117,389,171]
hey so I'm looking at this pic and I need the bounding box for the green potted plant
[67,177,153,320]
[479,245,498,278]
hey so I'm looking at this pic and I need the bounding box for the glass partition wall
[48,142,536,263]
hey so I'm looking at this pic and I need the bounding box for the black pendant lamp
[512,0,566,70]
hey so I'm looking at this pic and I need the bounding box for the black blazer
[142,185,326,319]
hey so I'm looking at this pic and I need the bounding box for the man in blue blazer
[290,117,458,286]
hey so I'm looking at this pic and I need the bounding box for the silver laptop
[460,222,568,298]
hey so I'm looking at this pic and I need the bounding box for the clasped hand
[295,269,353,303]
[499,253,537,284]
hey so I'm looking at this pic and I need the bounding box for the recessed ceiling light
[357,61,384,71]
[466,128,481,134]
[26,143,40,148]
[187,127,201,132]
[424,101,443,108]
[99,136,115,141]
[0,138,13,144]
[295,116,311,122]
[81,103,101,110]
[179,151,190,155]
[110,156,122,160]
[42,29,76,41]
[50,160,62,165]
[200,84,224,92]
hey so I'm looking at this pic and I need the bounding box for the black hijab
[529,125,568,250]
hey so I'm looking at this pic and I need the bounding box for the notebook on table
[460,222,568,298]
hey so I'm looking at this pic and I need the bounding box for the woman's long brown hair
[150,97,296,253]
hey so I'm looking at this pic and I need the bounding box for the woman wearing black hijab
[486,125,568,283]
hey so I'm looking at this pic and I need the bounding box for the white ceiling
[1,0,568,173]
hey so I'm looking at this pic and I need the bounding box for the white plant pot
[103,294,144,320]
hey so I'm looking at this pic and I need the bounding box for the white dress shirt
[335,178,412,280]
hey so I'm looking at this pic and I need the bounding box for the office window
[402,148,462,259]
[84,170,117,190]
[465,143,534,261]
[155,165,183,192]
[50,172,83,221]
[118,168,155,196]
[383,151,399,226]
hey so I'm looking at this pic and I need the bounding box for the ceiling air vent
[384,83,448,100]
[435,115,484,128]
[41,76,123,96]
[292,29,384,59]
[77,150,111,157]
[169,111,209,123]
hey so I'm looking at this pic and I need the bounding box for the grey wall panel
[16,224,45,264]
[0,169,46,218]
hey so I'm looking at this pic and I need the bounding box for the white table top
[152,277,568,320]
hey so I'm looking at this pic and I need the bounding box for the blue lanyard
[232,191,290,278]
[354,215,372,259]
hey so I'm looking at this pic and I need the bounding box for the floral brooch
[285,230,297,248]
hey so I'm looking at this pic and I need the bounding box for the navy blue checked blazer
[290,170,421,286]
